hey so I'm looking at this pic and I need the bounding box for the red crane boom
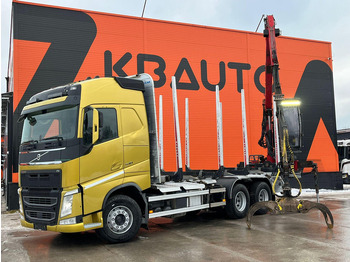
[258,15,282,163]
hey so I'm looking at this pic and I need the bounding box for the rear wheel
[250,181,272,215]
[96,195,141,243]
[225,184,250,219]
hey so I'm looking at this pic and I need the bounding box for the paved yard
[2,188,350,262]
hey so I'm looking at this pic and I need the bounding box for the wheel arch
[217,176,273,200]
[246,178,273,192]
[103,183,148,225]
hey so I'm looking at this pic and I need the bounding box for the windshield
[21,106,79,144]
[281,106,301,148]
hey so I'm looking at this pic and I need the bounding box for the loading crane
[247,15,334,229]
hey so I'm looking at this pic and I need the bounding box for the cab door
[79,105,123,214]
[120,105,150,190]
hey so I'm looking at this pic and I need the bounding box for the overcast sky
[1,0,350,129]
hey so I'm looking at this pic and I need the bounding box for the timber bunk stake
[246,198,334,229]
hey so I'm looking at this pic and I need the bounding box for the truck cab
[18,76,154,240]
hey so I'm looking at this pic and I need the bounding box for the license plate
[34,224,47,230]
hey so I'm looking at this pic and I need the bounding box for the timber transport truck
[3,1,341,211]
[16,14,335,243]
[17,73,279,243]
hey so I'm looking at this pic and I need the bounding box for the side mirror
[92,108,99,144]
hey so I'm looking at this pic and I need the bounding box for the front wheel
[225,184,250,219]
[96,195,141,243]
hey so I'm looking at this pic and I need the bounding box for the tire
[250,181,272,215]
[225,184,250,219]
[96,195,141,243]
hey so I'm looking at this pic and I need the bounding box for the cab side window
[97,108,118,143]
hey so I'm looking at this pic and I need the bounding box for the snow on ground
[291,184,350,198]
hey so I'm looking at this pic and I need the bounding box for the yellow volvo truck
[18,74,276,243]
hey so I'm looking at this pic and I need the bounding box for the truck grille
[21,169,62,226]
[26,210,56,221]
[22,191,61,225]
[22,194,60,225]
[23,196,57,207]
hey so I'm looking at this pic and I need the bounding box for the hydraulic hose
[282,128,302,197]
[272,168,281,195]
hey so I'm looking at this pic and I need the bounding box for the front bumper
[20,212,103,233]
[19,184,104,233]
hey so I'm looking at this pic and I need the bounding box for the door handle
[111,162,122,171]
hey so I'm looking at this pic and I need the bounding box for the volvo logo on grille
[29,151,49,163]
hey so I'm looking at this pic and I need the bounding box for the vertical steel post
[241,89,249,167]
[185,98,190,170]
[172,76,183,181]
[273,99,280,164]
[216,85,224,168]
[159,95,164,171]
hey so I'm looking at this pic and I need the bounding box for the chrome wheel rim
[258,189,269,202]
[107,205,133,234]
[235,191,247,212]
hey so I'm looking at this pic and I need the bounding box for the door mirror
[92,108,99,144]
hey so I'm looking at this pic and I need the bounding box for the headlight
[61,195,73,217]
[61,189,78,218]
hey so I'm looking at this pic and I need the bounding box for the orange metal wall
[12,1,339,172]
